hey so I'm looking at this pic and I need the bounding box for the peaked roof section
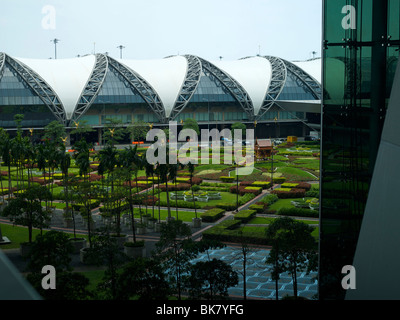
[14,55,96,119]
[292,58,322,84]
[116,55,188,118]
[213,57,272,116]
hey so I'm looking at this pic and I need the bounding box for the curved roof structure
[0,52,321,125]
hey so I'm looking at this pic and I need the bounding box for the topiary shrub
[200,208,226,222]
[234,209,257,223]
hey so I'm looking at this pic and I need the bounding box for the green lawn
[132,207,199,222]
[0,223,89,249]
[276,167,318,181]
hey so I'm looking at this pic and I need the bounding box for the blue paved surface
[192,247,318,300]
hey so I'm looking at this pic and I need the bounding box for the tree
[265,217,318,299]
[144,160,156,220]
[115,257,170,300]
[182,118,200,136]
[0,129,12,200]
[102,118,126,147]
[188,259,239,300]
[187,239,239,300]
[93,229,128,300]
[127,120,150,143]
[155,220,195,300]
[57,149,76,236]
[27,230,74,273]
[2,185,52,243]
[120,146,139,242]
[70,120,94,142]
[169,163,179,220]
[187,161,198,219]
[231,122,246,140]
[26,231,92,301]
[43,120,66,146]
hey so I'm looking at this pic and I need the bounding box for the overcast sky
[0,0,322,62]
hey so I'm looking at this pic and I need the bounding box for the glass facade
[0,64,57,128]
[277,71,316,101]
[320,0,400,300]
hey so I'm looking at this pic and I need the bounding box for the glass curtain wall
[320,0,400,300]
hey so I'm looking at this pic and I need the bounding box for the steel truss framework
[70,53,108,124]
[0,53,5,81]
[195,56,255,120]
[4,54,66,123]
[243,55,288,120]
[281,58,322,100]
[107,57,166,122]
[168,55,202,121]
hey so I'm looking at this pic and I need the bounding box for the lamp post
[50,38,60,59]
[117,45,125,59]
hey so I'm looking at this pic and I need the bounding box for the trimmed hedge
[252,181,273,189]
[202,220,268,245]
[249,204,264,213]
[230,185,262,196]
[271,188,306,199]
[234,209,257,223]
[220,176,235,182]
[278,207,319,218]
[200,208,226,222]
[260,194,279,206]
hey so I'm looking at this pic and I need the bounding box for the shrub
[220,176,235,182]
[157,183,191,191]
[249,204,264,213]
[252,181,272,189]
[200,208,226,222]
[305,190,319,197]
[273,177,286,184]
[216,203,237,211]
[260,194,279,206]
[230,185,262,196]
[244,186,262,194]
[234,209,257,223]
[281,183,299,189]
[278,207,319,218]
[271,188,306,199]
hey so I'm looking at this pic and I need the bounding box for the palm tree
[73,138,94,246]
[58,149,75,237]
[120,146,139,242]
[188,161,197,219]
[99,143,120,231]
[159,163,171,220]
[155,162,162,223]
[0,129,11,201]
[169,163,179,221]
[144,161,156,220]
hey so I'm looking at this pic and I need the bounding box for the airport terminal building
[0,53,321,142]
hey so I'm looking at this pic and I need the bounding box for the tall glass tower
[320,0,400,300]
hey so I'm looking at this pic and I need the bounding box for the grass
[269,198,315,212]
[0,223,89,249]
[131,207,199,222]
[248,217,319,225]
[276,167,318,181]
